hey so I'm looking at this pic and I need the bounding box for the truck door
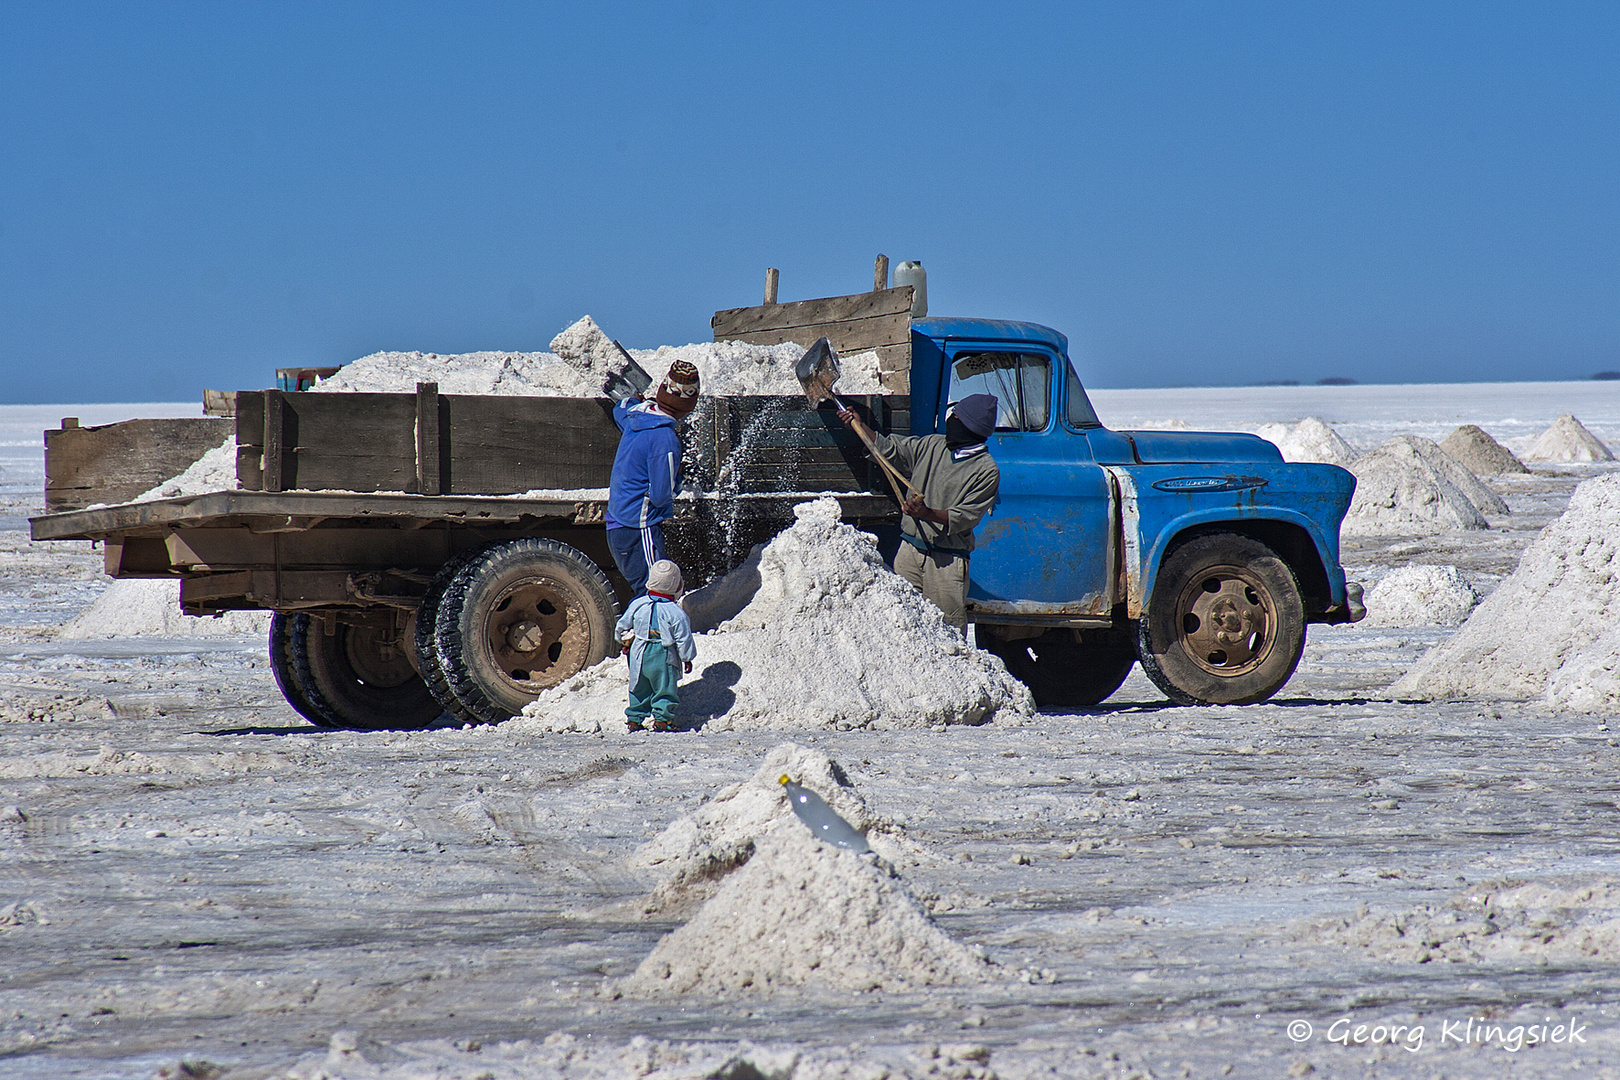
[945,346,1115,620]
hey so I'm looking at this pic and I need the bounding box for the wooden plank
[443,395,620,494]
[43,417,234,512]
[262,391,285,493]
[711,286,914,338]
[415,382,441,495]
[717,310,911,352]
[279,393,416,492]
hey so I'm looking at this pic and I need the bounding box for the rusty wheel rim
[1173,563,1274,678]
[483,577,589,692]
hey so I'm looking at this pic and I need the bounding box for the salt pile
[311,316,885,399]
[630,743,896,914]
[1300,878,1620,964]
[1439,424,1528,475]
[1342,436,1500,537]
[1364,564,1478,627]
[618,825,995,996]
[133,436,238,501]
[1255,416,1357,466]
[516,498,1033,732]
[1523,414,1614,463]
[60,580,269,638]
[1392,472,1620,701]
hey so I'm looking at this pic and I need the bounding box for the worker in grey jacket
[838,393,1000,631]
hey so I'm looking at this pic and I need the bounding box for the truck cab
[903,317,1363,707]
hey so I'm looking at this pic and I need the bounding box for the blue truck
[31,275,1363,729]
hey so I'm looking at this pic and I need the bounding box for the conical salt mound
[1524,414,1614,463]
[1365,564,1479,628]
[629,743,890,915]
[1392,473,1620,700]
[1439,424,1529,475]
[1275,417,1357,466]
[516,498,1034,732]
[617,826,996,996]
[1342,439,1490,537]
[61,580,270,639]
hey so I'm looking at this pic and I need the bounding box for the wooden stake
[764,267,779,305]
[874,254,889,292]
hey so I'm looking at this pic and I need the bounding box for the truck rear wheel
[289,614,444,730]
[413,550,483,726]
[268,613,337,728]
[431,538,619,724]
[982,629,1136,707]
[1137,533,1305,705]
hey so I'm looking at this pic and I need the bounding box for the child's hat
[647,559,684,596]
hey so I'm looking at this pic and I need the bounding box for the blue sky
[3,2,1618,402]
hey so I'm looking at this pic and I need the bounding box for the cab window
[947,351,1050,432]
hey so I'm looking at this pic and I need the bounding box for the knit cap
[654,360,701,418]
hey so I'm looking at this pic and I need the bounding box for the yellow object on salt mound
[618,825,996,996]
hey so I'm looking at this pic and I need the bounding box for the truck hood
[1114,430,1283,465]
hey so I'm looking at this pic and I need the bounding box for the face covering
[945,415,982,450]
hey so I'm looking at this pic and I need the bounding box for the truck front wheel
[981,628,1136,707]
[431,538,619,724]
[1137,533,1305,706]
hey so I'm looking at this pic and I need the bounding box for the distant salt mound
[134,436,238,501]
[1392,473,1620,700]
[516,498,1033,732]
[1259,417,1357,466]
[312,318,885,399]
[1365,565,1478,628]
[1524,414,1614,463]
[1439,424,1528,476]
[1342,437,1491,537]
[61,580,269,639]
[618,824,995,996]
[630,743,898,915]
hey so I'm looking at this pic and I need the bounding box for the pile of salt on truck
[31,259,1365,731]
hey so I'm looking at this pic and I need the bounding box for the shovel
[602,340,654,404]
[795,338,918,501]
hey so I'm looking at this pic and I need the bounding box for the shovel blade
[795,337,841,406]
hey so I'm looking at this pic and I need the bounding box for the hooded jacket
[606,400,682,530]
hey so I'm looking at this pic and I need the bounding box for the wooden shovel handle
[844,411,919,499]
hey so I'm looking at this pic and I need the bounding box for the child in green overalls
[615,559,696,731]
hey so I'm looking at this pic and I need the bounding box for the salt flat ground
[4,385,1620,1079]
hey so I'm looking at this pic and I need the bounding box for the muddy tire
[289,614,444,731]
[1137,533,1305,706]
[413,549,484,725]
[431,538,619,724]
[983,629,1136,708]
[268,613,337,728]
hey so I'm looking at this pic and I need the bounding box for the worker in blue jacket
[606,360,700,594]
